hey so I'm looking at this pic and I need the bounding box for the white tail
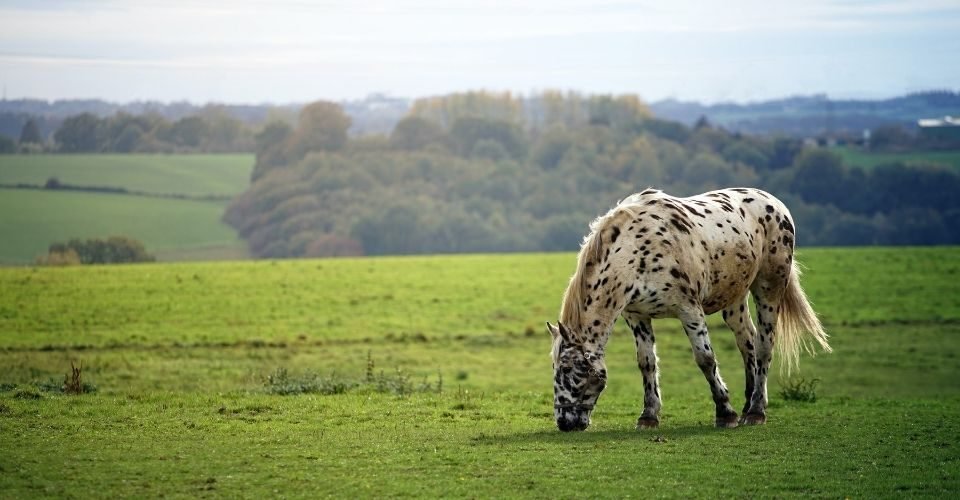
[776,260,832,374]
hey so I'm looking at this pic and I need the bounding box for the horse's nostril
[557,414,589,432]
[557,420,580,432]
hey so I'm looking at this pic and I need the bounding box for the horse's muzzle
[555,404,592,432]
[557,417,589,432]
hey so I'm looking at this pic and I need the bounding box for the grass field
[1,248,959,497]
[833,146,960,170]
[0,154,252,264]
[0,188,245,264]
[0,154,254,196]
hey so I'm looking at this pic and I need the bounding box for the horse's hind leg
[623,313,661,429]
[678,308,738,428]
[722,296,760,423]
[745,284,785,425]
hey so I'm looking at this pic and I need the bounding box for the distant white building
[918,116,960,142]
[917,116,960,128]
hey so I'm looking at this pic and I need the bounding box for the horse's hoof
[715,413,739,429]
[636,417,659,430]
[741,413,766,426]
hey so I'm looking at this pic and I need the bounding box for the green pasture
[0,188,245,264]
[833,146,960,170]
[0,153,253,263]
[1,248,959,497]
[0,154,254,196]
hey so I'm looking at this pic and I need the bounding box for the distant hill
[649,91,960,137]
[0,94,410,140]
[3,90,960,141]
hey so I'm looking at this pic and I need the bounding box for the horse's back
[688,188,797,304]
[612,188,796,316]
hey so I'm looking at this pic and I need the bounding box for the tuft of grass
[264,367,358,396]
[13,388,42,400]
[64,361,83,395]
[451,386,482,411]
[780,377,820,402]
[264,353,441,397]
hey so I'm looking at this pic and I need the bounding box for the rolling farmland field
[0,154,253,263]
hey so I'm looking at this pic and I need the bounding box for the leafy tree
[768,137,803,169]
[165,116,208,148]
[790,149,848,205]
[252,121,294,181]
[55,113,102,152]
[639,118,690,143]
[409,91,523,129]
[19,118,43,144]
[880,208,949,245]
[531,127,573,170]
[199,105,248,151]
[112,124,144,153]
[390,116,445,151]
[304,234,364,257]
[586,94,649,129]
[541,214,588,251]
[449,117,527,160]
[0,134,14,153]
[470,139,510,161]
[721,141,768,170]
[289,101,351,158]
[351,203,423,255]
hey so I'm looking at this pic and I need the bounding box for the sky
[0,0,958,104]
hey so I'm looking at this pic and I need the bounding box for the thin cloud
[0,0,957,102]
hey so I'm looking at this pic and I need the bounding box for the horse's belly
[702,280,752,315]
[701,251,760,314]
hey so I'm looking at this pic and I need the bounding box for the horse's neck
[573,306,618,353]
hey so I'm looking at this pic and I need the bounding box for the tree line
[225,91,960,258]
[0,106,268,154]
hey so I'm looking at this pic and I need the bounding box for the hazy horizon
[1,0,959,105]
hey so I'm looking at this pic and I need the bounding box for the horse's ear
[546,322,560,339]
[557,322,574,343]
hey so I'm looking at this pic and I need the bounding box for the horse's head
[547,322,607,432]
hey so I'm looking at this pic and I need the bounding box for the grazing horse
[547,188,831,432]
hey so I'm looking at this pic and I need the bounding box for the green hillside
[0,188,244,264]
[0,154,254,196]
[833,146,960,170]
[0,154,253,263]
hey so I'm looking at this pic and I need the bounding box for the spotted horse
[547,188,832,432]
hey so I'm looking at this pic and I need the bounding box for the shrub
[35,248,81,266]
[38,236,155,265]
[780,377,820,403]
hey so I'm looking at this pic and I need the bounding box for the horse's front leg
[679,308,739,428]
[624,314,661,429]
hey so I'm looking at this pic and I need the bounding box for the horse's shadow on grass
[476,423,744,445]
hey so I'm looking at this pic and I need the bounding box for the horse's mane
[560,200,643,337]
